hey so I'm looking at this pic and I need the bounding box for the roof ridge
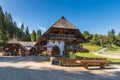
[51,17,78,29]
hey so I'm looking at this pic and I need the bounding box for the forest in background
[0,5,120,48]
[0,6,41,45]
[83,29,120,48]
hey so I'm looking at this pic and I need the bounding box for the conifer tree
[0,6,4,40]
[24,26,31,41]
[31,30,36,42]
[19,23,25,41]
[36,29,41,41]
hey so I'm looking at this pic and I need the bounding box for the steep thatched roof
[51,16,77,29]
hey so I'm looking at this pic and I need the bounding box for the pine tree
[31,30,36,42]
[0,6,4,40]
[7,13,14,39]
[19,23,25,41]
[13,21,19,39]
[3,12,18,40]
[24,26,31,41]
[107,29,116,47]
[36,29,41,41]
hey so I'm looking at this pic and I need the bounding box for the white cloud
[29,29,33,33]
[37,26,47,34]
[12,16,22,28]
[18,22,22,28]
[39,26,46,31]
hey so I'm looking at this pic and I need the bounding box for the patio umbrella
[43,44,54,51]
[43,44,54,48]
[24,45,35,51]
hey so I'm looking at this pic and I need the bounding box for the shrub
[79,48,89,53]
[69,51,76,59]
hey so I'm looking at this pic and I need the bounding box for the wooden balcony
[46,33,78,40]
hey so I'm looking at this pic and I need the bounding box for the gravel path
[0,56,120,80]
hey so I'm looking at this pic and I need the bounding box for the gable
[52,17,77,29]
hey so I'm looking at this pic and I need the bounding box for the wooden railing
[47,33,78,40]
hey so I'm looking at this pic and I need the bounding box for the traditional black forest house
[35,17,86,56]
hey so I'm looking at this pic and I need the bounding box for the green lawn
[76,52,120,62]
[107,58,120,62]
[83,43,102,52]
[76,52,101,58]
[74,44,120,63]
[105,47,120,53]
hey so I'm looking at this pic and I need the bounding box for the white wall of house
[47,40,65,55]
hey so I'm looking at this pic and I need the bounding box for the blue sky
[0,0,120,35]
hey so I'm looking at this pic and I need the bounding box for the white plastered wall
[47,40,64,55]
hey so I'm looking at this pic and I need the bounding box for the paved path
[94,48,120,59]
[0,56,120,80]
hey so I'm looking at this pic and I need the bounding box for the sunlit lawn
[81,43,120,62]
[83,43,102,52]
[76,52,120,62]
[105,47,120,53]
[107,58,120,62]
[76,52,101,58]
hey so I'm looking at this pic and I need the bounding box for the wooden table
[81,60,109,69]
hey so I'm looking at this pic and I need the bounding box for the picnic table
[80,59,109,69]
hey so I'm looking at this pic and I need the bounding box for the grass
[105,47,120,53]
[98,52,103,54]
[82,43,120,62]
[76,52,101,58]
[76,52,120,62]
[83,43,102,52]
[72,44,120,64]
[107,58,120,62]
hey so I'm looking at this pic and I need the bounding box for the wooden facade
[2,40,36,56]
[35,17,86,56]
[2,43,26,56]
